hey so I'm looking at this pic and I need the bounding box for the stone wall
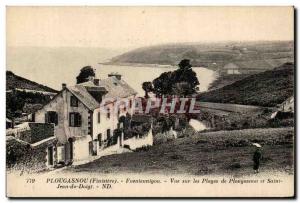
[123,129,153,150]
[6,137,56,173]
[29,123,54,143]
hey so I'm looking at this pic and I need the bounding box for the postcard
[6,6,294,197]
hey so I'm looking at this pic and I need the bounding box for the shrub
[134,145,151,152]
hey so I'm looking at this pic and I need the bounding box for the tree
[6,91,25,119]
[172,82,193,96]
[174,59,199,90]
[76,66,95,84]
[178,59,192,69]
[142,81,153,98]
[152,71,173,96]
[151,59,200,96]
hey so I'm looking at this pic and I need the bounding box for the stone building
[32,73,153,168]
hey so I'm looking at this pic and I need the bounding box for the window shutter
[45,112,48,123]
[98,112,101,123]
[70,96,78,107]
[73,113,78,127]
[55,113,58,125]
[78,114,82,127]
[98,133,102,146]
[69,113,72,126]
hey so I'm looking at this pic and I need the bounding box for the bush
[134,145,151,152]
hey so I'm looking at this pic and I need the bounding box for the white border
[0,0,298,202]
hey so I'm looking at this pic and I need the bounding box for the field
[66,127,294,176]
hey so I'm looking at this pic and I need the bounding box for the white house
[223,63,241,74]
[32,73,152,168]
[279,96,294,113]
[221,60,273,75]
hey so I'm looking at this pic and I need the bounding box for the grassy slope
[110,41,294,69]
[68,127,294,176]
[6,71,58,93]
[198,63,294,107]
[208,74,250,90]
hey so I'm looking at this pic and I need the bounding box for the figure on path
[252,143,262,173]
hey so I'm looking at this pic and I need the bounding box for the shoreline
[99,62,209,69]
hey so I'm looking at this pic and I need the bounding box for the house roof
[223,60,273,70]
[235,60,273,70]
[67,77,137,110]
[223,63,240,69]
[67,85,100,110]
[281,96,294,106]
[23,103,44,114]
[99,76,137,99]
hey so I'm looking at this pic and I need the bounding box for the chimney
[62,83,67,90]
[94,79,100,86]
[108,72,122,80]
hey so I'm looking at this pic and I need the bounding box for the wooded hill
[6,71,58,118]
[6,71,58,93]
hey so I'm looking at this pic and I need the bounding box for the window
[129,99,132,109]
[97,112,101,123]
[45,111,58,126]
[69,112,81,127]
[107,112,110,119]
[70,96,78,107]
[98,134,102,146]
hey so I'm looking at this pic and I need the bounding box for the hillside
[208,74,250,90]
[197,63,294,107]
[68,127,293,176]
[6,71,58,93]
[6,71,59,118]
[110,41,294,71]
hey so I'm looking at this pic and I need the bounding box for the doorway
[47,146,54,166]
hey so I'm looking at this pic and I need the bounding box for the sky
[7,6,294,49]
